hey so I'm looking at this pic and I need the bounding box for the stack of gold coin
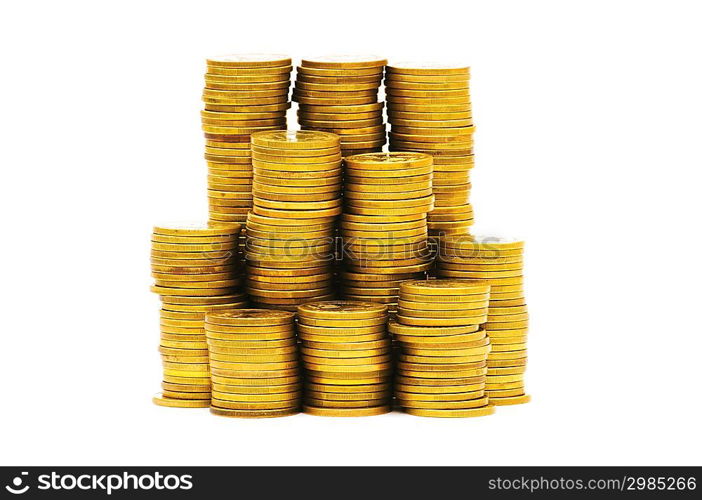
[339,152,435,311]
[385,63,474,236]
[297,301,392,417]
[436,235,530,405]
[389,279,495,418]
[294,56,387,157]
[202,54,292,226]
[150,224,248,408]
[245,130,341,311]
[203,310,300,418]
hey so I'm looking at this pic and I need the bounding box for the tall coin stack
[385,63,474,237]
[339,152,434,312]
[245,130,342,311]
[297,301,393,417]
[294,56,387,157]
[150,224,247,408]
[205,309,301,418]
[202,55,292,227]
[436,236,530,405]
[390,279,495,418]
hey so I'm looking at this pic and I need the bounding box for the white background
[1,0,700,466]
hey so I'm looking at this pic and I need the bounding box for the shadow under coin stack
[150,224,247,408]
[202,55,292,228]
[339,152,434,312]
[204,309,301,418]
[294,56,387,157]
[385,63,475,238]
[297,301,392,417]
[390,279,495,418]
[436,235,530,405]
[245,130,342,310]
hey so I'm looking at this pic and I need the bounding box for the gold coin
[301,338,390,351]
[395,383,484,395]
[397,308,487,321]
[204,102,291,113]
[297,73,382,83]
[297,300,388,319]
[209,351,297,363]
[344,168,432,181]
[152,393,210,408]
[306,390,390,402]
[397,367,488,380]
[153,224,240,237]
[303,405,391,416]
[387,62,470,76]
[297,315,386,327]
[209,407,299,418]
[387,86,470,98]
[204,309,293,327]
[160,292,244,303]
[301,347,390,359]
[304,398,388,409]
[305,375,390,385]
[344,151,432,170]
[204,73,290,84]
[388,320,481,336]
[402,405,495,418]
[385,72,469,83]
[301,55,387,69]
[398,396,489,410]
[203,87,289,100]
[151,285,237,297]
[346,261,433,274]
[386,80,469,91]
[399,279,490,296]
[251,144,340,157]
[487,365,526,376]
[302,355,391,367]
[295,95,378,106]
[401,344,490,357]
[297,324,385,337]
[251,204,341,219]
[305,382,389,393]
[212,381,300,393]
[211,390,300,402]
[294,88,377,99]
[440,235,524,250]
[253,197,340,211]
[297,66,383,77]
[387,103,469,113]
[298,110,382,120]
[207,54,292,68]
[397,299,489,312]
[344,203,433,217]
[151,233,238,244]
[489,394,531,406]
[210,367,299,379]
[161,382,211,393]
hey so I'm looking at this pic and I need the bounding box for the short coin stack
[390,279,495,417]
[202,54,292,226]
[339,152,434,311]
[386,63,475,237]
[297,301,392,417]
[150,224,247,408]
[436,235,530,405]
[294,56,387,156]
[205,309,301,418]
[245,130,342,310]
